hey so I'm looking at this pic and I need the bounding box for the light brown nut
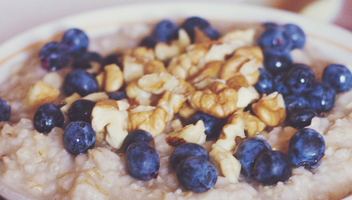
[220,29,255,46]
[128,46,155,60]
[91,99,128,147]
[171,119,183,132]
[127,105,168,137]
[209,143,241,183]
[252,92,286,126]
[86,61,103,74]
[144,60,167,74]
[83,92,109,102]
[243,111,266,137]
[166,120,206,147]
[171,78,196,96]
[167,54,193,79]
[155,43,180,61]
[42,72,63,89]
[188,82,237,118]
[194,27,212,43]
[24,81,60,109]
[123,55,145,84]
[157,91,187,122]
[217,110,245,151]
[187,42,213,65]
[219,55,249,80]
[175,29,191,51]
[234,46,264,63]
[137,72,179,94]
[96,72,105,90]
[178,102,198,120]
[238,58,260,85]
[125,81,153,105]
[188,61,222,90]
[236,86,260,109]
[204,43,238,63]
[60,93,81,114]
[104,64,124,93]
[226,73,249,90]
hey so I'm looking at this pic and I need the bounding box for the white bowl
[0,2,352,200]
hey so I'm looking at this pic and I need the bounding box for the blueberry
[188,112,224,140]
[254,68,274,95]
[126,141,160,181]
[257,27,292,55]
[170,143,209,170]
[62,121,96,155]
[68,99,96,123]
[139,36,158,49]
[107,91,128,100]
[284,95,311,114]
[152,20,178,43]
[288,108,317,129]
[273,72,290,96]
[322,64,352,93]
[33,103,64,134]
[262,22,279,29]
[176,156,217,193]
[285,64,315,95]
[288,128,325,169]
[121,129,153,151]
[180,16,211,42]
[39,42,70,71]
[72,52,102,70]
[309,82,336,113]
[201,27,220,40]
[63,69,99,96]
[0,98,11,122]
[234,137,271,178]
[103,53,123,70]
[61,28,89,55]
[283,24,306,49]
[263,51,292,74]
[253,151,292,186]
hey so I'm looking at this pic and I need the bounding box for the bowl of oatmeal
[1,2,352,200]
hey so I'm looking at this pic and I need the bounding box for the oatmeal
[0,15,352,200]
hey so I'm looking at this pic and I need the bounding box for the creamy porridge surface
[0,20,352,200]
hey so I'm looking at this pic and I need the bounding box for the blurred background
[0,0,350,45]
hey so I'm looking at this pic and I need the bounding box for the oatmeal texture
[0,20,352,200]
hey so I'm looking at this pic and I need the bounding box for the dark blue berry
[285,64,315,95]
[284,95,311,114]
[288,108,317,129]
[139,36,158,48]
[263,51,292,74]
[72,52,102,70]
[126,141,160,181]
[63,69,99,97]
[0,98,11,122]
[62,121,96,155]
[68,99,95,123]
[309,82,336,113]
[107,91,128,100]
[122,130,153,151]
[188,112,224,140]
[322,64,352,93]
[257,27,292,55]
[39,42,70,71]
[234,137,271,178]
[176,156,217,193]
[253,151,292,186]
[273,72,290,96]
[61,28,89,55]
[283,24,306,49]
[152,20,178,43]
[180,16,211,42]
[262,22,279,29]
[103,53,123,70]
[288,128,325,169]
[254,68,274,95]
[201,27,220,40]
[170,143,209,170]
[33,103,64,134]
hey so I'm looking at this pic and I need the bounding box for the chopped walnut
[96,72,105,90]
[238,58,260,85]
[226,73,249,90]
[243,111,266,137]
[42,72,63,89]
[166,120,206,147]
[123,55,145,84]
[171,119,183,132]
[60,93,81,114]
[220,29,255,47]
[171,78,196,96]
[188,61,222,90]
[82,92,109,102]
[127,105,168,137]
[24,81,60,109]
[219,55,249,80]
[194,27,212,43]
[216,110,245,151]
[104,64,124,93]
[234,46,263,63]
[157,91,186,122]
[236,86,259,109]
[144,60,167,74]
[125,81,153,105]
[252,92,286,126]
[188,82,237,118]
[137,72,179,94]
[187,42,213,65]
[167,54,194,80]
[178,102,198,120]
